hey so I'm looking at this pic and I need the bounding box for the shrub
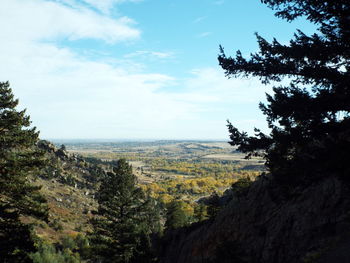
[231,176,252,197]
[30,242,80,263]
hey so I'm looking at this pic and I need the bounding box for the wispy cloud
[197,32,212,38]
[0,0,197,139]
[54,0,143,14]
[181,68,269,104]
[124,50,174,59]
[1,0,140,43]
[0,39,195,138]
[193,16,207,24]
[0,0,268,139]
[79,0,143,14]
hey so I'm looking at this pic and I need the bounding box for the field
[56,140,264,203]
[33,139,265,241]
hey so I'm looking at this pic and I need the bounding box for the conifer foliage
[0,81,48,262]
[219,1,350,184]
[91,159,159,263]
[165,201,188,230]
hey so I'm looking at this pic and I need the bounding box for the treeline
[141,171,258,201]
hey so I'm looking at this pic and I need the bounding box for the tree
[0,81,48,262]
[90,159,159,263]
[219,1,350,184]
[194,203,208,222]
[205,193,221,219]
[164,201,188,230]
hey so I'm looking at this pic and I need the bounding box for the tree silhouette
[0,81,48,262]
[219,1,350,184]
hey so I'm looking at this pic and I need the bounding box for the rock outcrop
[160,175,350,263]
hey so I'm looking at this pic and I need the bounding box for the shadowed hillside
[159,174,350,263]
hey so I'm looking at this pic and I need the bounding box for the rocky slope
[159,175,350,263]
[28,140,105,242]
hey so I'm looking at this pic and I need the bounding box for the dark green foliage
[62,174,76,187]
[60,144,66,151]
[30,242,80,263]
[30,234,90,262]
[0,216,36,263]
[231,176,253,197]
[206,193,221,218]
[194,203,208,222]
[165,201,188,230]
[58,234,90,261]
[61,236,77,251]
[219,1,350,184]
[73,234,90,259]
[90,159,159,263]
[0,82,48,262]
[49,218,63,231]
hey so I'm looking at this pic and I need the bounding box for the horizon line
[44,138,229,142]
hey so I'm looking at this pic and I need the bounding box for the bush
[231,176,252,197]
[61,236,77,251]
[49,218,63,231]
[74,234,90,259]
[30,243,80,263]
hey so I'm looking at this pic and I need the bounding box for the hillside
[30,140,102,242]
[22,142,350,263]
[30,140,261,244]
[159,174,350,263]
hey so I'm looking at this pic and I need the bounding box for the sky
[0,0,317,140]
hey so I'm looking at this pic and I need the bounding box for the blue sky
[0,0,316,139]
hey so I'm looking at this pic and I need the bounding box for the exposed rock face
[37,140,72,160]
[160,176,350,263]
[37,140,104,189]
[38,140,68,159]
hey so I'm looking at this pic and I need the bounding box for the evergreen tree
[219,1,350,184]
[0,81,48,262]
[164,201,188,230]
[206,193,221,219]
[91,159,159,263]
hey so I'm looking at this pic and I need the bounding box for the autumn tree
[219,0,350,184]
[90,159,159,263]
[0,81,48,262]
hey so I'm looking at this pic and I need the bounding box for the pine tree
[0,81,48,262]
[219,1,350,184]
[164,201,188,230]
[91,159,159,263]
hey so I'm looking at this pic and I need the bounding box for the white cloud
[124,50,174,59]
[0,40,198,138]
[49,0,142,14]
[197,32,212,38]
[1,0,140,43]
[171,68,271,135]
[0,0,268,139]
[80,0,142,14]
[0,0,195,139]
[181,68,270,103]
[193,16,207,24]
